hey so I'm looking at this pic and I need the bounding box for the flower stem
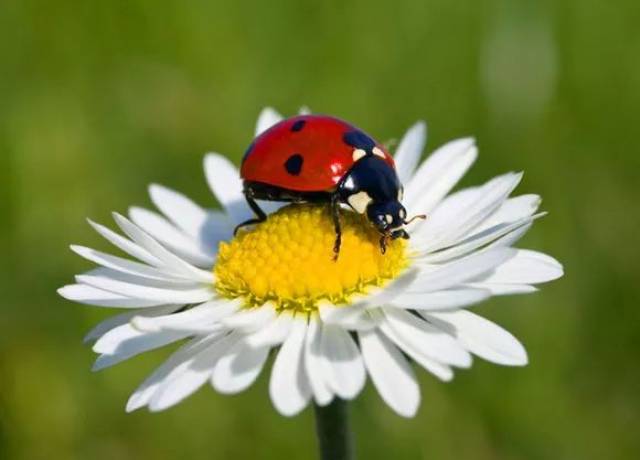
[313,398,355,460]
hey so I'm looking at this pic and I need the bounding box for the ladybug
[237,115,424,258]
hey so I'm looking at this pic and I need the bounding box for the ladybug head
[366,200,408,237]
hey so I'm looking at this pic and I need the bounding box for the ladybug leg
[379,235,388,254]
[391,229,410,240]
[331,195,342,261]
[233,193,267,235]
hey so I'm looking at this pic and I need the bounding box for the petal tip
[125,400,142,413]
[130,315,159,333]
[57,286,71,299]
[148,183,167,199]
[91,356,109,372]
[412,120,427,134]
[394,401,420,418]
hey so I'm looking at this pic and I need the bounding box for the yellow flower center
[214,204,407,312]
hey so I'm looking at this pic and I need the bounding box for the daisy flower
[58,107,563,418]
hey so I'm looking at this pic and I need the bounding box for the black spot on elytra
[343,130,375,152]
[291,119,306,132]
[284,153,304,175]
[242,141,255,163]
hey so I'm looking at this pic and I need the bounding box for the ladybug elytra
[236,115,424,258]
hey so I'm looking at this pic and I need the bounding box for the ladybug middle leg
[234,190,267,235]
[330,194,342,261]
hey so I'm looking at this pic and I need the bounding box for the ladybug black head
[366,200,408,237]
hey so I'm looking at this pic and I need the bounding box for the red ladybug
[237,115,423,258]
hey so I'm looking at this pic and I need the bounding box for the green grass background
[1,0,639,459]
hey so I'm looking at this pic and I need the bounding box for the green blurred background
[1,0,639,459]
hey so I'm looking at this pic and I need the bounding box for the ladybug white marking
[385,214,393,224]
[352,149,367,162]
[343,176,355,191]
[347,191,373,214]
[372,147,386,158]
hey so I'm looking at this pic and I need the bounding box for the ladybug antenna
[403,214,427,225]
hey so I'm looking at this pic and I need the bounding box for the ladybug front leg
[379,235,388,254]
[234,191,267,235]
[331,194,342,261]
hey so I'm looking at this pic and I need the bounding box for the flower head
[59,108,563,417]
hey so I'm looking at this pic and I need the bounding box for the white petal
[148,185,234,254]
[485,223,533,250]
[441,171,523,243]
[129,206,215,268]
[149,332,240,411]
[204,153,251,225]
[84,310,144,343]
[84,305,179,343]
[404,138,477,215]
[197,211,235,250]
[378,317,454,382]
[221,303,277,332]
[356,268,420,308]
[417,196,542,261]
[466,282,538,295]
[382,307,471,367]
[477,194,541,232]
[389,288,491,311]
[394,121,426,184]
[113,213,213,282]
[126,335,220,412]
[92,322,180,355]
[245,310,294,347]
[359,329,419,418]
[76,273,214,304]
[57,284,165,308]
[425,310,528,366]
[475,249,563,285]
[414,172,523,252]
[269,315,311,416]
[414,187,479,237]
[131,299,241,333]
[409,247,516,293]
[92,325,189,370]
[70,245,188,282]
[88,219,161,267]
[416,213,543,264]
[148,184,219,248]
[304,318,333,406]
[255,107,284,135]
[211,339,269,394]
[320,324,366,400]
[80,266,200,288]
[317,301,379,331]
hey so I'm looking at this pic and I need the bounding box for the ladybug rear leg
[331,194,342,261]
[234,192,267,235]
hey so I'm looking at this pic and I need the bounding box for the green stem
[313,398,355,460]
